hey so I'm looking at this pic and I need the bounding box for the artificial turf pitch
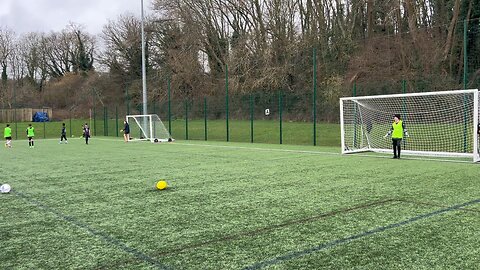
[1,138,479,269]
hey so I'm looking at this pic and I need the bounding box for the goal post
[340,89,480,162]
[126,114,172,143]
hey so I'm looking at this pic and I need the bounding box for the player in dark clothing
[366,118,373,134]
[478,123,480,152]
[83,123,91,145]
[60,123,68,144]
[121,120,130,142]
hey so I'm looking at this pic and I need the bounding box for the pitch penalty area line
[396,198,480,214]
[155,198,396,256]
[242,198,480,270]
[174,142,473,164]
[12,189,171,270]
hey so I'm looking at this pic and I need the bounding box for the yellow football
[156,180,168,190]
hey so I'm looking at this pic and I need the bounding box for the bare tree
[0,27,15,84]
[101,14,146,81]
[39,24,95,78]
[17,32,49,90]
[69,27,95,73]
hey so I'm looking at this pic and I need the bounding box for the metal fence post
[93,107,97,136]
[250,94,254,143]
[225,64,229,142]
[116,106,119,137]
[185,99,189,140]
[105,107,108,136]
[313,47,317,146]
[279,91,283,144]
[204,97,208,141]
[168,78,172,135]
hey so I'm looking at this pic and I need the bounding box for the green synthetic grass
[1,139,479,269]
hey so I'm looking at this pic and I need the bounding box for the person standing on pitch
[60,123,68,144]
[477,123,480,151]
[384,114,409,159]
[83,123,91,145]
[4,124,12,148]
[26,123,35,148]
[120,120,130,142]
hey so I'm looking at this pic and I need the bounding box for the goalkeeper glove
[384,133,389,138]
[404,131,409,137]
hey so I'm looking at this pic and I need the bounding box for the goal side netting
[340,89,479,162]
[126,114,172,142]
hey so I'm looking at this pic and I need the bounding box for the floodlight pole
[141,0,148,115]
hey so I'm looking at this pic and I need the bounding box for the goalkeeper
[120,120,130,142]
[384,114,409,159]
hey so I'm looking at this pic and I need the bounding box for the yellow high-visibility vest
[392,120,403,139]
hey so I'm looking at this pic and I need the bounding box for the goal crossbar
[340,89,478,101]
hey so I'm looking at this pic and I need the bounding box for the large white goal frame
[126,114,172,143]
[340,89,479,162]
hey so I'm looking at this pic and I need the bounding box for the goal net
[340,89,479,162]
[126,114,172,142]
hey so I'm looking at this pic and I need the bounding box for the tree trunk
[366,0,374,37]
[442,0,461,61]
[405,0,418,43]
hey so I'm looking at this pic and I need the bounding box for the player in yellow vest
[384,114,409,159]
[4,124,12,148]
[27,123,35,148]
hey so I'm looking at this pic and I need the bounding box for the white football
[0,184,11,193]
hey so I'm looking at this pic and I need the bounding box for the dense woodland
[0,0,479,121]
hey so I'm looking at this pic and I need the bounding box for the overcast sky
[0,0,155,35]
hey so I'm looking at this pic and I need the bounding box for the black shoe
[392,156,398,159]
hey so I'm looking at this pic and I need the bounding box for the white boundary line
[173,142,474,164]
[45,137,474,164]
